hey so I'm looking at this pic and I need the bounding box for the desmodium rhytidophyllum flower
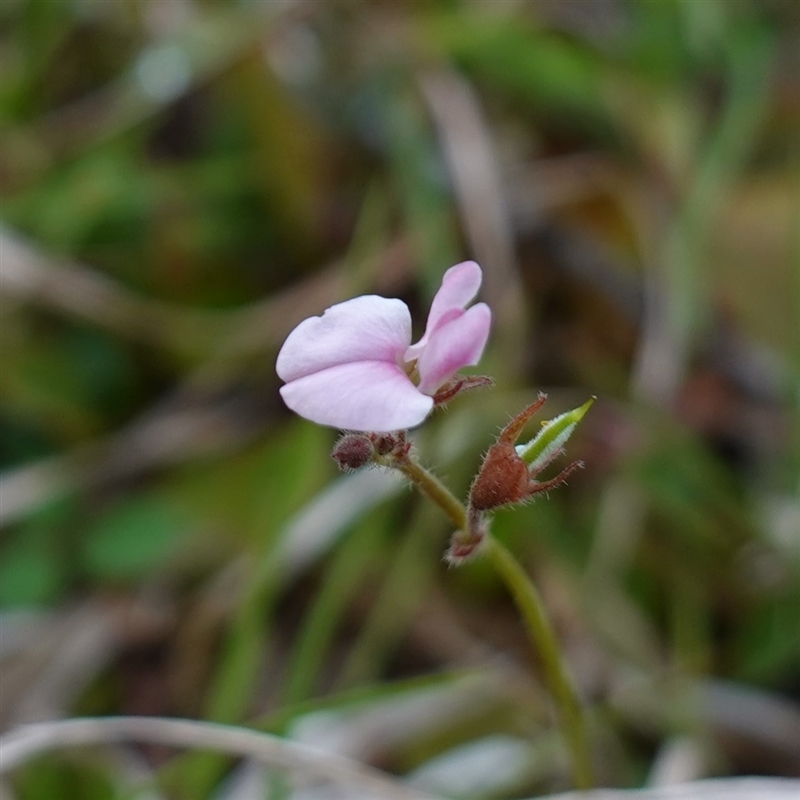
[276,261,491,431]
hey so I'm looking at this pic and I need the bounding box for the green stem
[394,453,593,789]
[393,456,468,530]
[484,536,594,790]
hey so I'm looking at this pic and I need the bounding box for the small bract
[276,261,491,431]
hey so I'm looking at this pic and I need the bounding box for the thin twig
[535,777,800,800]
[0,716,438,800]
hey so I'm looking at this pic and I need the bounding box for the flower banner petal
[417,302,491,394]
[280,361,434,431]
[276,296,411,383]
[406,261,482,360]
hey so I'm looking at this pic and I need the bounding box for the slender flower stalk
[483,536,594,790]
[391,455,467,531]
[388,450,593,789]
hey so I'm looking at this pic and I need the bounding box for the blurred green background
[1,0,798,798]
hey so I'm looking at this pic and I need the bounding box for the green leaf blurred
[82,495,188,582]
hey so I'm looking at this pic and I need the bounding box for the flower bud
[331,433,375,471]
[468,395,593,513]
[517,398,594,476]
[445,511,488,565]
[469,441,531,511]
[370,433,401,456]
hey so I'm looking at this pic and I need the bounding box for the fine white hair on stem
[0,716,439,800]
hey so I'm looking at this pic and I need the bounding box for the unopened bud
[469,441,531,511]
[516,397,594,476]
[468,395,593,513]
[445,511,488,566]
[370,433,401,456]
[331,433,374,471]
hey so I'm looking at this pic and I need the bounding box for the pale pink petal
[417,303,491,394]
[405,308,461,362]
[405,261,482,360]
[277,296,411,383]
[280,361,434,431]
[429,260,483,326]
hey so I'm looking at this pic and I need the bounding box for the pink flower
[276,261,491,431]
